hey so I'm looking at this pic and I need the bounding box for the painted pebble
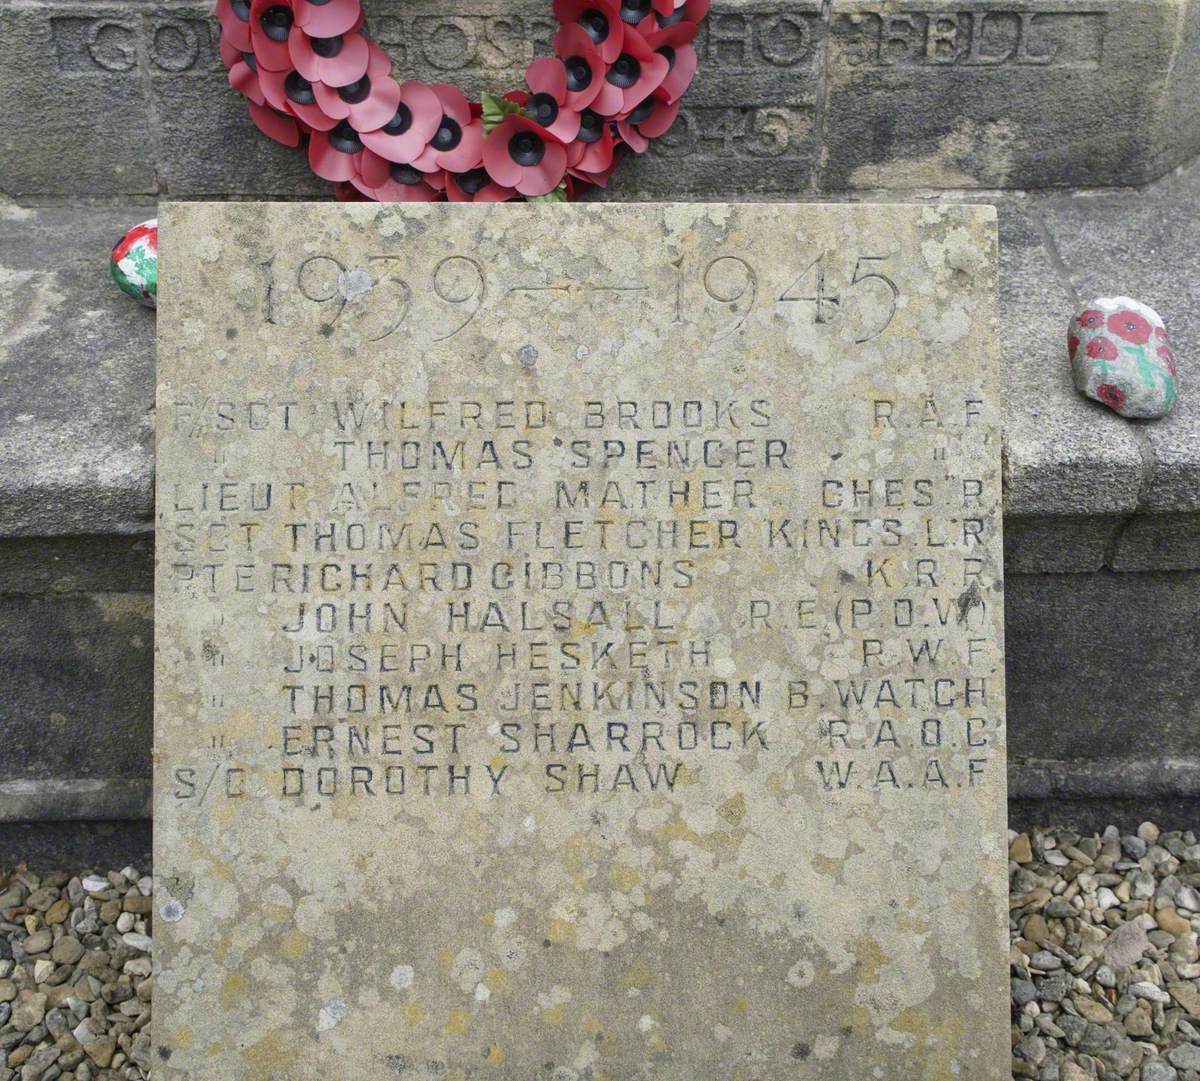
[110,219,158,308]
[1069,296,1177,419]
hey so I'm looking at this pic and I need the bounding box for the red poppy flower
[333,180,370,201]
[221,38,267,105]
[1107,310,1153,345]
[553,0,625,64]
[249,101,302,146]
[216,0,253,53]
[614,0,672,25]
[309,119,364,181]
[447,168,517,202]
[289,24,369,85]
[1157,346,1177,376]
[1086,336,1119,361]
[642,21,698,102]
[593,26,668,117]
[552,26,606,111]
[249,0,298,72]
[1154,324,1171,344]
[411,84,486,173]
[483,115,568,196]
[641,0,709,31]
[351,159,444,202]
[360,81,443,164]
[570,161,617,188]
[1096,384,1126,410]
[567,108,615,174]
[522,59,583,142]
[1076,309,1105,330]
[617,90,678,150]
[258,66,339,129]
[1068,334,1081,361]
[313,42,398,131]
[292,0,361,39]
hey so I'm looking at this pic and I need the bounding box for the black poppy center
[311,34,343,57]
[508,130,545,167]
[580,9,610,43]
[389,163,424,185]
[607,53,640,87]
[285,71,316,104]
[628,96,655,124]
[338,75,371,103]
[657,45,676,69]
[329,120,363,153]
[527,93,559,128]
[307,0,331,5]
[432,116,463,151]
[577,109,603,144]
[565,56,593,92]
[456,167,490,194]
[658,6,685,26]
[240,50,257,71]
[231,0,251,21]
[620,0,650,24]
[383,102,413,135]
[261,5,293,41]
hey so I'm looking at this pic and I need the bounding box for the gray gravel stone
[1143,1061,1179,1081]
[1169,1046,1200,1072]
[1015,979,1039,1006]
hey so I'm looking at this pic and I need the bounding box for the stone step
[1,167,1198,838]
[2,0,1198,200]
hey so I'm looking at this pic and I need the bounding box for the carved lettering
[834,9,1105,69]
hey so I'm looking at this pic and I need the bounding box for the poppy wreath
[215,0,710,202]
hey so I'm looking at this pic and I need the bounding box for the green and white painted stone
[1069,296,1177,419]
[110,219,158,308]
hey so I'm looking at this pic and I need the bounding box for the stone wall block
[7,0,1196,197]
[0,6,157,199]
[820,0,1200,190]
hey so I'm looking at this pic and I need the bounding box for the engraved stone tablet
[155,202,1008,1081]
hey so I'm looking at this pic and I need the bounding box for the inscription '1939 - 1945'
[260,249,900,346]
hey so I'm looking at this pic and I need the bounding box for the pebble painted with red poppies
[1069,297,1178,419]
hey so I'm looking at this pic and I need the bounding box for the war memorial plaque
[154,202,1008,1081]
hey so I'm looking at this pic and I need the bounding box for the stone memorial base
[150,201,1010,1080]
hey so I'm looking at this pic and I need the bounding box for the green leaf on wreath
[481,93,521,134]
[528,181,568,203]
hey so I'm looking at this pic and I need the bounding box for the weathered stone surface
[154,202,1008,1079]
[0,204,156,537]
[0,536,153,595]
[0,193,1164,541]
[0,593,153,807]
[996,205,1144,519]
[1042,162,1200,513]
[1005,571,1200,762]
[1110,514,1200,572]
[820,0,1200,191]
[1002,515,1122,575]
[0,6,156,199]
[2,0,1197,200]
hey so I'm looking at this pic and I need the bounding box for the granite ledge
[1,188,1196,560]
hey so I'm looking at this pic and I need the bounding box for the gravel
[1011,824,1200,1081]
[3,820,1200,1079]
[0,866,150,1081]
